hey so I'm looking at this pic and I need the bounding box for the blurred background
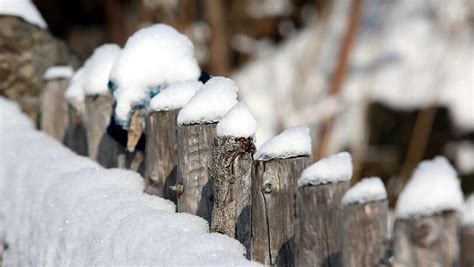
[12,0,474,203]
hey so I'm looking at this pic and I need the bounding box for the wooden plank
[64,101,88,156]
[341,200,388,267]
[461,226,474,267]
[251,156,311,266]
[176,123,216,224]
[210,136,255,256]
[294,181,349,267]
[144,110,179,204]
[39,79,70,142]
[392,211,460,267]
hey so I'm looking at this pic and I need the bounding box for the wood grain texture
[64,101,88,156]
[144,110,178,204]
[294,181,349,267]
[461,226,474,267]
[40,79,70,142]
[392,211,460,267]
[210,136,256,256]
[251,156,311,266]
[84,94,114,161]
[341,200,388,267]
[176,123,216,224]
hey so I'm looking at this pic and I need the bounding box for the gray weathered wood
[39,79,70,141]
[461,225,474,267]
[176,123,216,224]
[210,136,256,256]
[392,211,460,267]
[144,110,179,204]
[294,181,349,267]
[251,156,311,266]
[341,200,388,267]
[84,94,114,161]
[64,101,88,156]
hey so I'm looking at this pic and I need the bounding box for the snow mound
[254,126,311,161]
[43,66,74,81]
[216,102,257,138]
[177,76,238,125]
[65,67,86,102]
[149,80,202,111]
[462,194,474,227]
[110,24,200,125]
[83,44,121,96]
[0,97,258,266]
[342,177,387,205]
[395,156,463,219]
[0,0,47,29]
[297,152,352,187]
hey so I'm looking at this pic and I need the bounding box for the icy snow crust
[0,0,47,29]
[297,152,352,187]
[342,177,387,205]
[65,67,86,102]
[395,157,463,219]
[82,44,121,96]
[149,80,203,111]
[254,126,311,161]
[0,97,258,266]
[177,77,238,125]
[462,194,474,227]
[110,24,200,124]
[43,66,74,80]
[216,102,257,138]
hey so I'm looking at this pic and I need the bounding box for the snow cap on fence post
[42,66,74,81]
[297,151,352,187]
[82,44,121,96]
[65,67,86,103]
[0,0,48,29]
[342,177,387,206]
[216,102,257,139]
[149,80,203,112]
[177,76,238,125]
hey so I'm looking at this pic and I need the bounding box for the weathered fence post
[295,152,352,267]
[341,177,388,267]
[210,103,257,257]
[251,126,312,266]
[175,77,238,224]
[461,195,474,267]
[40,66,73,141]
[393,157,463,267]
[143,80,202,201]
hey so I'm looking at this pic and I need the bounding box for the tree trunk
[64,101,88,156]
[461,225,474,267]
[144,110,179,204]
[392,211,459,267]
[294,181,349,267]
[40,79,70,142]
[341,200,388,267]
[251,156,311,266]
[176,123,216,224]
[210,136,256,257]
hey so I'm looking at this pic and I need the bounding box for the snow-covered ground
[0,97,257,266]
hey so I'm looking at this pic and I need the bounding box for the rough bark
[39,79,70,142]
[176,123,216,224]
[461,226,474,267]
[144,110,179,204]
[392,211,460,267]
[341,200,388,267]
[84,94,114,161]
[64,101,88,156]
[294,181,350,267]
[210,136,256,256]
[251,156,311,266]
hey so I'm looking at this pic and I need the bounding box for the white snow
[297,152,352,187]
[82,44,121,96]
[395,156,464,219]
[462,194,474,227]
[0,0,47,29]
[177,76,238,125]
[0,97,258,266]
[149,80,202,111]
[254,126,312,161]
[216,102,257,138]
[64,67,86,102]
[42,66,74,81]
[110,24,200,125]
[342,177,387,205]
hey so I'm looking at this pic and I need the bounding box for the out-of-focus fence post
[461,224,474,267]
[64,100,88,156]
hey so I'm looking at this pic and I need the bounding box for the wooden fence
[32,80,472,267]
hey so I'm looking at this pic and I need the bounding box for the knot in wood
[263,182,273,193]
[170,184,184,195]
[412,218,439,247]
